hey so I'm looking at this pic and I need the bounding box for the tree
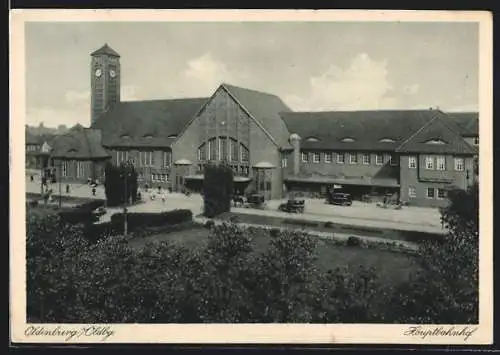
[389,182,479,323]
[203,162,234,218]
[104,161,138,207]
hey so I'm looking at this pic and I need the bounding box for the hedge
[58,209,99,225]
[110,209,193,232]
[76,200,105,212]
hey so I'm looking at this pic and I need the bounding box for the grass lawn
[218,212,443,244]
[129,225,419,287]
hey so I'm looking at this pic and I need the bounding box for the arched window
[201,137,249,162]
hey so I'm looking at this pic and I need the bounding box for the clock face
[95,69,102,78]
[109,70,116,78]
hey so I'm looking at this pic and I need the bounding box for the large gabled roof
[280,109,444,151]
[50,128,110,160]
[91,43,120,57]
[222,83,293,149]
[92,98,208,148]
[444,112,479,136]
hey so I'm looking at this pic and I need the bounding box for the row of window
[300,152,398,166]
[137,173,170,182]
[60,161,86,178]
[116,151,172,167]
[198,138,249,163]
[287,152,466,172]
[408,187,447,199]
[196,163,250,176]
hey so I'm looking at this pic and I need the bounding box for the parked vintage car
[326,192,353,206]
[245,194,266,209]
[278,199,305,213]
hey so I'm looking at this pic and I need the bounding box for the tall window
[425,156,434,170]
[384,154,391,164]
[324,152,332,163]
[281,152,288,168]
[208,139,216,161]
[140,151,153,166]
[337,152,345,164]
[301,152,308,163]
[197,144,206,161]
[313,152,320,163]
[362,153,371,165]
[454,157,464,171]
[436,156,446,171]
[349,153,358,164]
[437,188,446,199]
[390,154,399,166]
[220,138,228,161]
[240,144,249,163]
[426,188,435,198]
[230,139,238,161]
[163,151,171,167]
[76,161,85,178]
[117,151,129,165]
[61,161,68,177]
[375,154,384,165]
[408,186,416,198]
[408,156,417,169]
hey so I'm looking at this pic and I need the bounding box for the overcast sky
[25,21,479,128]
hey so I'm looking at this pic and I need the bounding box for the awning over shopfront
[184,174,251,183]
[284,175,400,188]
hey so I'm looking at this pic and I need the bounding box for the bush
[204,220,215,229]
[28,200,39,207]
[110,210,193,233]
[269,228,280,238]
[58,209,98,225]
[83,221,120,243]
[324,221,334,228]
[346,236,362,247]
[283,219,318,228]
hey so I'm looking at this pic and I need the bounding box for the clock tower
[90,43,121,125]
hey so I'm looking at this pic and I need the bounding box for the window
[384,154,391,164]
[408,156,417,169]
[140,151,153,167]
[341,137,355,142]
[349,153,358,164]
[163,151,171,167]
[61,161,68,177]
[117,151,129,165]
[197,144,206,161]
[138,173,143,181]
[337,152,345,164]
[324,152,332,163]
[390,154,399,166]
[362,154,371,165]
[425,156,434,170]
[473,137,479,145]
[305,137,319,142]
[436,156,446,171]
[240,145,249,162]
[437,188,446,199]
[426,188,435,198]
[380,138,396,143]
[208,139,216,161]
[301,152,308,163]
[230,140,238,161]
[151,174,157,182]
[375,154,384,165]
[425,139,447,145]
[76,162,85,178]
[408,186,416,198]
[313,152,320,163]
[454,157,464,171]
[281,153,288,168]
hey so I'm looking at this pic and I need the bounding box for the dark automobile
[326,192,353,206]
[278,199,305,213]
[245,194,266,209]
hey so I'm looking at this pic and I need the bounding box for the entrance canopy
[253,161,275,169]
[184,174,251,183]
[174,159,193,166]
[285,176,400,188]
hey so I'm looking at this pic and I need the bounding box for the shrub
[283,219,318,227]
[77,199,105,212]
[28,200,39,207]
[204,220,215,229]
[110,210,193,233]
[324,221,334,228]
[269,228,280,238]
[346,236,362,247]
[58,209,98,225]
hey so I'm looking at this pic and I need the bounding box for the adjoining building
[35,44,478,207]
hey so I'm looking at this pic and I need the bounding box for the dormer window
[340,137,355,143]
[120,134,130,139]
[143,134,153,139]
[167,135,178,139]
[305,136,319,142]
[67,148,77,153]
[379,138,396,143]
[425,138,448,145]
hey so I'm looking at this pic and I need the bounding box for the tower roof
[91,43,120,57]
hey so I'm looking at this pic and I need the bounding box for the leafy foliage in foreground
[27,183,478,323]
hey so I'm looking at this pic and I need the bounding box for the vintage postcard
[10,10,493,345]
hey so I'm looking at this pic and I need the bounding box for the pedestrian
[92,186,96,196]
[66,184,70,194]
[30,175,34,182]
